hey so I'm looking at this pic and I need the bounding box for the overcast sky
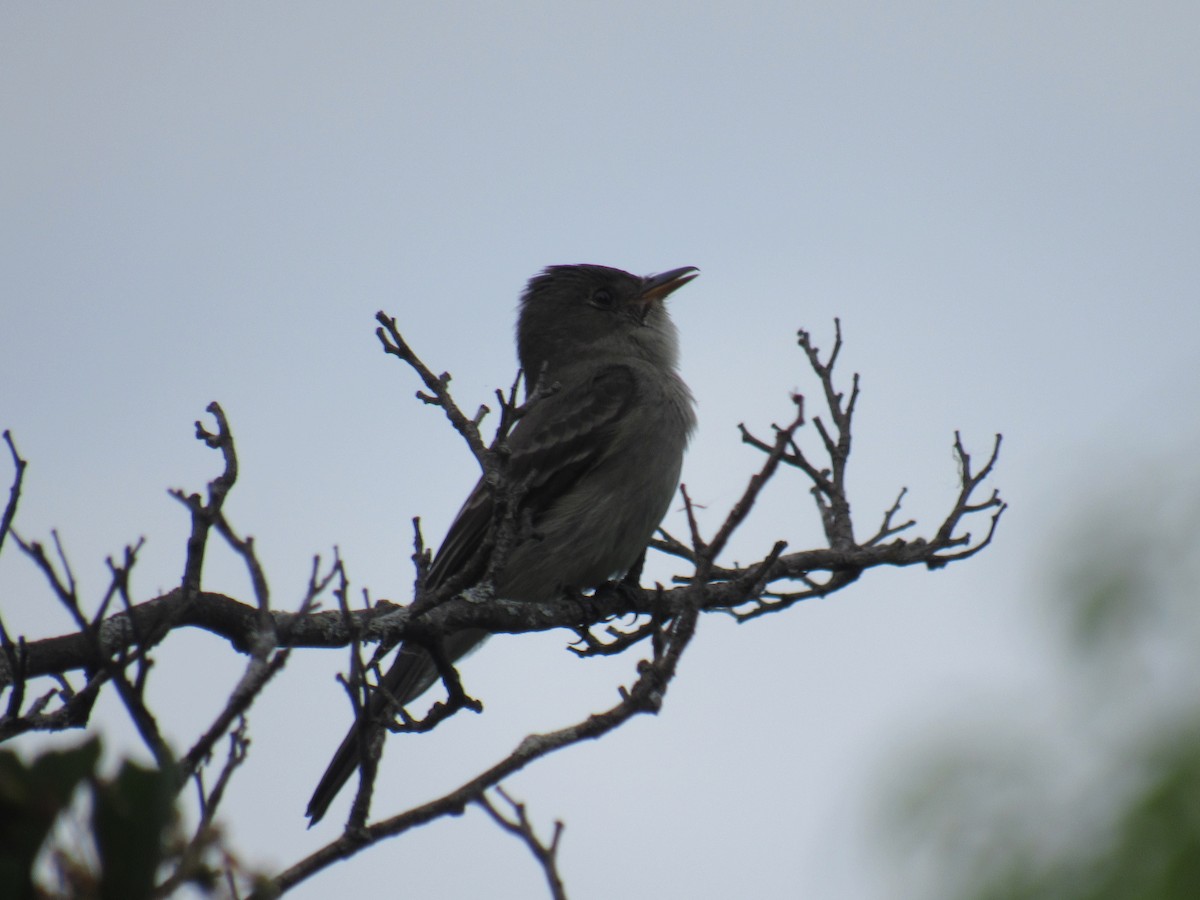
[3,4,1199,898]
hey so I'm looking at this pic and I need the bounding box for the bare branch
[158,721,250,897]
[0,430,27,558]
[375,311,490,464]
[708,393,805,565]
[255,598,702,899]
[925,433,1007,569]
[478,787,568,900]
[865,487,917,547]
[2,315,1005,899]
[181,554,340,783]
[178,402,239,599]
[649,527,696,565]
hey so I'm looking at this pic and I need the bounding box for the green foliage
[0,738,101,899]
[92,759,181,900]
[1090,729,1200,898]
[886,492,1200,900]
[0,739,218,900]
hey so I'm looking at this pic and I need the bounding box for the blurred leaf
[0,738,101,900]
[1079,723,1200,899]
[884,489,1200,900]
[92,759,178,900]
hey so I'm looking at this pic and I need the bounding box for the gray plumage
[306,263,697,825]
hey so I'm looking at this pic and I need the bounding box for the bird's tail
[305,630,488,825]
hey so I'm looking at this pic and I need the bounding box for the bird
[306,263,698,825]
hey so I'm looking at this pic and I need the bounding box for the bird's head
[516,264,698,392]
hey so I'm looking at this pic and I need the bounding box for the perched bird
[306,263,698,825]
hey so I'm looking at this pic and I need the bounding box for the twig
[710,394,805,564]
[0,430,27,558]
[478,787,567,900]
[375,311,490,463]
[865,487,917,547]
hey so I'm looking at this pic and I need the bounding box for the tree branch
[0,316,1006,899]
[478,787,567,900]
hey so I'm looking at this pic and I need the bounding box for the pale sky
[3,4,1199,898]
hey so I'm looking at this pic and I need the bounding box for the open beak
[640,266,700,304]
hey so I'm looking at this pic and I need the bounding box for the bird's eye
[589,289,614,309]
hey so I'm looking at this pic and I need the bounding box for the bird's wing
[306,365,638,826]
[426,363,636,589]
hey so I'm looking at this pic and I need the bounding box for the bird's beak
[640,266,699,304]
